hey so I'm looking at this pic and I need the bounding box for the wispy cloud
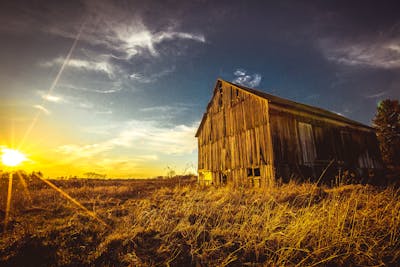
[33,105,51,115]
[37,90,107,113]
[129,66,176,83]
[59,83,122,94]
[333,111,344,116]
[54,119,197,176]
[139,104,189,114]
[56,120,198,161]
[36,10,204,96]
[232,69,262,87]
[78,15,205,59]
[108,120,198,154]
[364,91,389,99]
[234,69,246,76]
[41,57,115,78]
[78,102,94,109]
[57,143,111,158]
[41,1,206,61]
[40,92,65,103]
[319,37,400,69]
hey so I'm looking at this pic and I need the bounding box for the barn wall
[197,80,275,187]
[269,105,382,183]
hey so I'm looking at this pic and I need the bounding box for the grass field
[0,175,399,266]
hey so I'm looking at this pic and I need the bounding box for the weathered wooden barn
[196,79,383,186]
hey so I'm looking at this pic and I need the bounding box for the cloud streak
[364,91,389,99]
[33,105,51,115]
[320,37,400,69]
[42,57,115,78]
[129,66,176,83]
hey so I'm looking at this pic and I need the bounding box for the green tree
[373,99,400,173]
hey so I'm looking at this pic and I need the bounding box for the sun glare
[1,148,26,167]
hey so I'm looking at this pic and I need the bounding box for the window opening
[247,168,253,177]
[248,167,261,177]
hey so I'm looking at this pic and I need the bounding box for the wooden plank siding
[197,79,383,186]
[197,80,275,187]
[269,106,382,183]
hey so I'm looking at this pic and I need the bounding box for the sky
[0,0,399,178]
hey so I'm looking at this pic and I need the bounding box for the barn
[195,79,383,187]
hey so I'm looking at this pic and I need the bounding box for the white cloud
[40,93,65,103]
[153,31,205,44]
[56,120,198,161]
[33,105,51,115]
[234,69,246,76]
[46,7,206,60]
[35,2,206,95]
[89,19,205,59]
[107,120,198,154]
[37,90,106,114]
[232,69,262,87]
[319,37,400,69]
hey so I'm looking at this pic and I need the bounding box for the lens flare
[1,148,26,167]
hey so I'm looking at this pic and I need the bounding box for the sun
[1,148,26,167]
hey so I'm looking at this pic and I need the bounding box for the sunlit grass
[0,177,399,266]
[1,171,109,232]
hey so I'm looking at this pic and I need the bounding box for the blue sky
[1,0,399,177]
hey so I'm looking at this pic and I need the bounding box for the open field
[0,176,399,266]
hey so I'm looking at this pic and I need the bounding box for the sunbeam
[16,171,32,204]
[4,173,13,232]
[34,173,109,228]
[18,21,86,150]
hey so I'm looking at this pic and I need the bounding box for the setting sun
[1,148,26,167]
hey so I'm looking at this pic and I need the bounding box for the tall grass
[0,178,399,266]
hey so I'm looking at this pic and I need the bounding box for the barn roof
[195,79,374,137]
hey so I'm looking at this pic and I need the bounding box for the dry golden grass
[0,176,399,266]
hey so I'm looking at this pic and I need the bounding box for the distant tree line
[83,172,107,179]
